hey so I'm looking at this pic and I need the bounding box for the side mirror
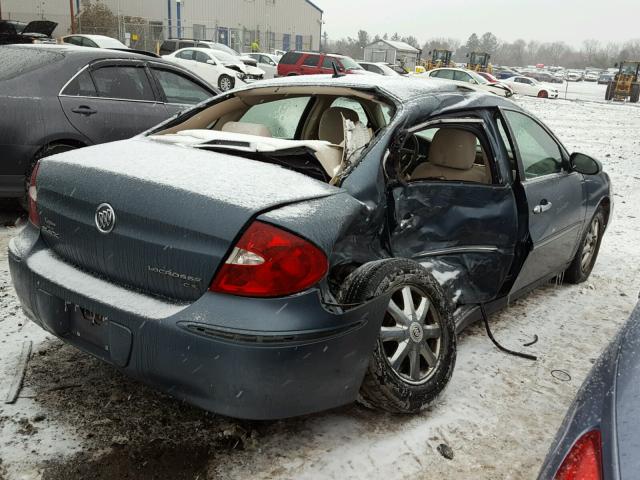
[206,59,216,65]
[570,152,601,175]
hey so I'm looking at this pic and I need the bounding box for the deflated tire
[338,259,457,413]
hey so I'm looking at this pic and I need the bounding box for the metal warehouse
[1,0,323,52]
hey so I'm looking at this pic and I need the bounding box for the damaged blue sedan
[9,75,611,419]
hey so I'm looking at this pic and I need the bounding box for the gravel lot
[0,84,638,480]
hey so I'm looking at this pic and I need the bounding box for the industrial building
[364,39,421,69]
[1,0,323,52]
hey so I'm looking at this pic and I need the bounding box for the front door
[217,27,229,45]
[59,61,168,144]
[388,117,519,306]
[501,109,586,293]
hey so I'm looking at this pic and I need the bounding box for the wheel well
[35,139,87,159]
[328,263,362,295]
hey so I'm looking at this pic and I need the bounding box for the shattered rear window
[0,47,63,81]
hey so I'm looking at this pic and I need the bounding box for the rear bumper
[9,226,388,419]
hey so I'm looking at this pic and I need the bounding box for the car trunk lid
[36,138,339,301]
[21,20,58,37]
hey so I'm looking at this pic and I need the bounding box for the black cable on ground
[480,304,537,361]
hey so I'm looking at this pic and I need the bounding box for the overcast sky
[316,0,639,47]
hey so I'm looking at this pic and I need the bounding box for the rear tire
[21,143,76,210]
[338,259,456,414]
[630,84,640,103]
[606,82,615,101]
[564,208,605,284]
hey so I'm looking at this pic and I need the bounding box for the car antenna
[332,61,345,78]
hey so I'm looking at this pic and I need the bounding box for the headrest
[221,121,272,137]
[318,107,360,145]
[429,129,477,170]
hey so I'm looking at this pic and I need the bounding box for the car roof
[231,73,518,106]
[8,43,158,61]
[174,47,213,52]
[286,51,346,58]
[431,67,467,72]
[64,34,124,42]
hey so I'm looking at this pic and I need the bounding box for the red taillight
[555,430,602,480]
[28,161,41,227]
[210,221,328,298]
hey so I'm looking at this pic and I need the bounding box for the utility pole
[69,0,75,33]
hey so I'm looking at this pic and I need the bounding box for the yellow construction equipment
[466,51,492,74]
[425,49,454,71]
[605,61,640,102]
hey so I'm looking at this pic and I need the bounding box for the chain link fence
[76,18,164,53]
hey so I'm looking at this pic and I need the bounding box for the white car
[418,67,514,97]
[358,62,403,76]
[243,53,281,79]
[565,71,583,82]
[163,47,247,91]
[60,34,128,49]
[203,50,265,81]
[503,76,559,98]
[584,71,599,82]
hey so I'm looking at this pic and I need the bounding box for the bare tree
[75,0,118,37]
[357,30,370,50]
[480,32,499,53]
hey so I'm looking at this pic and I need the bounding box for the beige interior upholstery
[411,129,490,183]
[313,145,345,177]
[222,121,272,137]
[318,107,359,145]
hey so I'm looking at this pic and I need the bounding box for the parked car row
[492,65,621,86]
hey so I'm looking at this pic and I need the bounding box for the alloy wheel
[581,217,600,271]
[380,285,442,385]
[220,77,233,91]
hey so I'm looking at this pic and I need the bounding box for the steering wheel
[395,134,421,178]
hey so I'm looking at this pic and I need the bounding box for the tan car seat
[411,129,489,183]
[318,107,360,145]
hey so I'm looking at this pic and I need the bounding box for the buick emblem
[95,203,116,233]
[409,322,424,343]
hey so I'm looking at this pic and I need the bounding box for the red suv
[277,51,366,77]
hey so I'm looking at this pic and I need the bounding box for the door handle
[533,200,553,214]
[71,105,97,116]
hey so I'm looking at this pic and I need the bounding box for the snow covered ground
[0,83,639,479]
